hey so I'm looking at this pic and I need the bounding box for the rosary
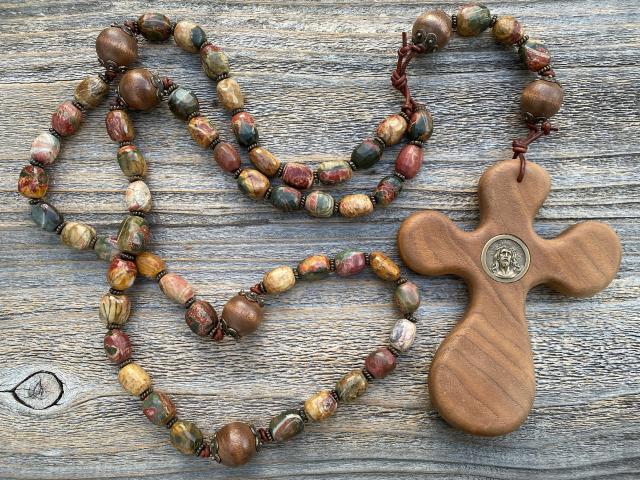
[18,4,621,467]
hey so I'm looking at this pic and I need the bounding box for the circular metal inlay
[481,234,530,283]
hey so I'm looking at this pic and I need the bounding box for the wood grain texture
[0,1,638,479]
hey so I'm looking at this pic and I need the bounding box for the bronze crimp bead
[299,194,307,209]
[184,296,196,309]
[362,368,374,381]
[48,127,62,139]
[490,14,498,27]
[329,390,340,403]
[117,358,132,369]
[232,168,243,179]
[250,424,261,451]
[276,163,286,178]
[166,416,178,429]
[347,160,357,171]
[364,253,371,265]
[264,187,273,200]
[396,277,408,286]
[155,270,168,282]
[55,221,67,235]
[451,14,457,30]
[516,34,529,47]
[194,442,207,457]
[119,252,136,262]
[405,314,418,323]
[30,159,45,169]
[388,345,402,357]
[139,387,153,400]
[109,288,124,296]
[393,171,407,181]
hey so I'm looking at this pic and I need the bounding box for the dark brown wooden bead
[412,10,452,50]
[215,422,257,467]
[221,295,264,337]
[95,27,138,67]
[521,80,564,120]
[118,68,162,111]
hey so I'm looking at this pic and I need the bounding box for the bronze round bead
[95,27,138,67]
[215,422,257,467]
[221,294,264,337]
[521,79,564,120]
[412,10,452,51]
[118,68,162,111]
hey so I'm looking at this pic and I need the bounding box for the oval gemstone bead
[18,165,48,199]
[249,147,280,177]
[334,249,366,277]
[221,294,264,337]
[394,281,421,314]
[389,318,417,352]
[188,116,219,148]
[376,114,408,146]
[201,44,230,79]
[282,162,314,190]
[213,142,241,172]
[30,131,60,166]
[135,251,166,278]
[30,201,63,232]
[51,101,82,137]
[304,191,335,218]
[216,422,257,467]
[173,20,207,53]
[519,38,551,72]
[125,180,152,213]
[116,215,150,255]
[304,390,337,422]
[456,3,492,37]
[412,9,452,50]
[317,160,352,185]
[521,79,564,120]
[142,391,177,426]
[93,234,120,262]
[118,362,151,396]
[117,145,147,177]
[118,68,162,111]
[107,257,137,291]
[297,255,331,280]
[492,16,523,45]
[270,186,301,212]
[365,347,397,379]
[263,266,296,294]
[395,144,424,180]
[137,13,172,42]
[74,75,108,109]
[373,175,403,207]
[170,420,203,455]
[369,251,401,282]
[217,77,244,111]
[95,26,137,67]
[269,410,305,442]
[237,169,270,200]
[185,300,218,336]
[104,329,132,363]
[407,108,433,142]
[106,109,135,143]
[159,273,195,305]
[61,222,95,250]
[335,369,368,402]
[99,293,131,326]
[339,194,374,218]
[168,86,200,120]
[231,111,258,147]
[351,138,384,169]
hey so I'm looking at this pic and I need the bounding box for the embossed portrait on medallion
[481,234,530,283]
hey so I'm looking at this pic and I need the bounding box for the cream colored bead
[61,222,96,250]
[263,266,296,294]
[159,272,195,305]
[118,363,151,396]
[125,180,152,213]
[99,293,131,326]
[216,78,244,111]
[376,114,408,146]
[338,194,374,218]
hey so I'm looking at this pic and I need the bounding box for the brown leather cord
[512,121,558,182]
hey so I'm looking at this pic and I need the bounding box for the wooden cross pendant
[397,159,621,436]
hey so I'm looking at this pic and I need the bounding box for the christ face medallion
[481,234,530,283]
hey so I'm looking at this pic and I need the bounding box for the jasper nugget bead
[317,160,352,185]
[173,20,207,53]
[74,75,109,109]
[249,147,281,177]
[18,165,48,199]
[263,266,296,294]
[201,44,230,79]
[104,329,132,363]
[142,391,177,426]
[456,3,492,37]
[99,293,131,326]
[222,294,264,337]
[118,68,162,111]
[334,249,366,277]
[335,370,368,402]
[30,131,60,166]
[304,390,338,422]
[185,300,218,336]
[61,222,96,250]
[94,235,120,262]
[365,347,397,379]
[237,169,270,200]
[394,281,420,314]
[117,145,147,177]
[188,116,219,148]
[95,26,138,67]
[117,215,150,255]
[304,191,334,218]
[168,86,200,120]
[118,362,152,396]
[213,142,241,172]
[125,180,152,213]
[137,13,172,42]
[217,78,245,111]
[270,186,301,212]
[30,201,63,231]
[107,257,137,291]
[338,194,374,218]
[521,79,564,119]
[282,162,314,190]
[373,175,403,207]
[407,108,433,142]
[376,114,408,146]
[297,255,331,280]
[518,38,551,72]
[159,273,195,305]
[369,251,401,282]
[170,420,203,455]
[231,111,258,147]
[106,110,135,143]
[269,410,305,442]
[389,318,417,352]
[395,144,424,180]
[51,101,82,137]
[215,422,257,467]
[351,138,383,169]
[492,16,523,45]
[135,251,166,278]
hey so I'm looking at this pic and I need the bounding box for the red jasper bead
[394,144,424,179]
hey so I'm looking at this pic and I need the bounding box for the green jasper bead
[231,112,258,148]
[394,281,421,314]
[117,215,150,255]
[201,44,230,79]
[407,109,433,142]
[350,138,384,169]
[142,391,176,426]
[117,145,147,177]
[304,190,334,218]
[317,160,352,185]
[137,13,172,42]
[456,4,492,37]
[168,87,200,120]
[30,201,63,232]
[335,369,368,402]
[297,255,331,280]
[269,409,305,442]
[373,175,403,207]
[93,234,120,262]
[270,185,301,212]
[169,420,203,455]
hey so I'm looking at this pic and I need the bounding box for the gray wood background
[0,1,638,478]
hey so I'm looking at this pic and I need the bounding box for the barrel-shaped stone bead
[61,222,95,250]
[107,257,137,291]
[373,175,403,207]
[213,142,241,172]
[365,347,397,379]
[137,13,172,42]
[93,235,120,262]
[231,111,258,147]
[95,26,138,67]
[407,108,433,142]
[389,318,417,352]
[492,16,523,45]
[117,145,147,177]
[304,191,335,218]
[217,78,244,111]
[104,329,132,363]
[456,3,492,36]
[30,201,63,232]
[317,160,352,185]
[394,281,420,314]
[263,266,296,294]
[116,215,150,255]
[168,86,200,120]
[188,116,219,148]
[173,20,207,53]
[215,422,257,467]
[376,114,408,146]
[30,132,60,166]
[99,293,131,326]
[395,144,424,180]
[334,249,366,277]
[338,194,374,218]
[335,369,368,402]
[125,180,152,213]
[74,75,109,109]
[135,251,166,278]
[521,79,564,120]
[304,390,337,422]
[270,186,301,212]
[185,300,218,336]
[201,44,230,79]
[170,420,203,455]
[297,255,331,280]
[269,409,305,442]
[51,101,82,137]
[18,165,48,199]
[160,273,195,306]
[519,38,551,72]
[282,162,314,190]
[350,138,384,169]
[221,294,264,337]
[106,109,135,143]
[369,251,401,282]
[118,362,151,396]
[249,147,280,177]
[142,391,177,426]
[237,169,270,200]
